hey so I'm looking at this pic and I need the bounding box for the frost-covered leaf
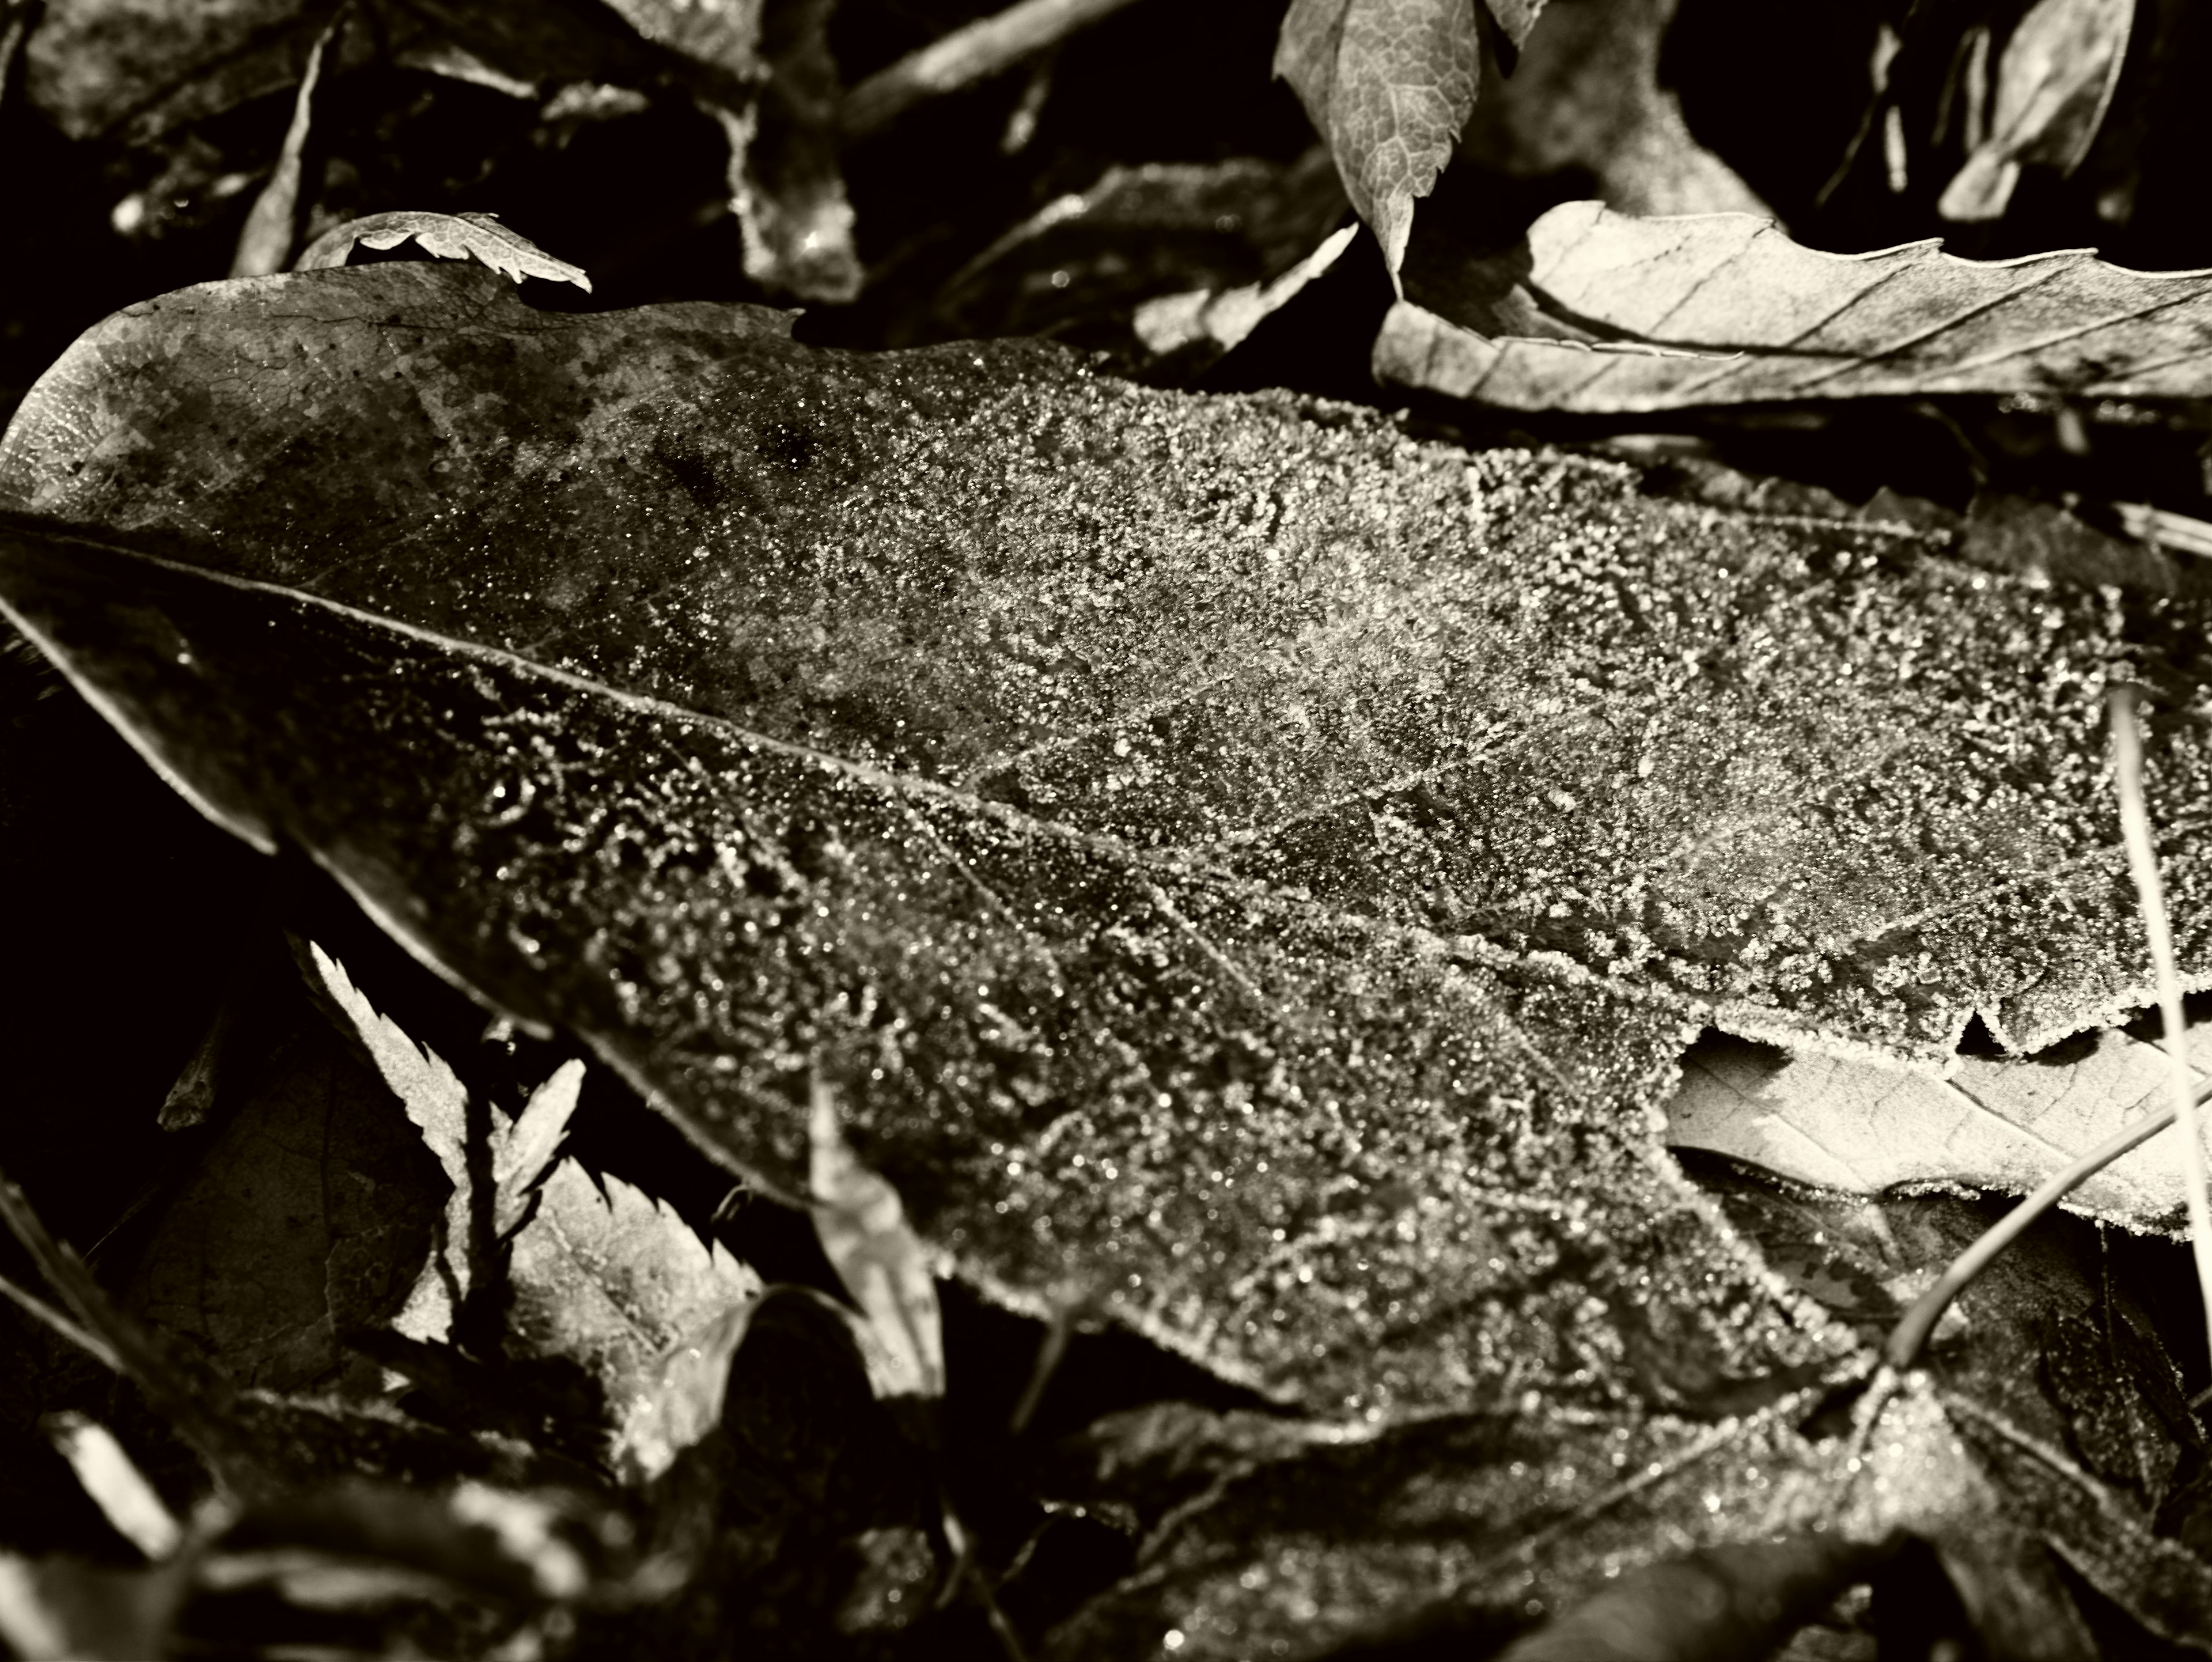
[296,210,593,291]
[13,265,2212,1649]
[304,945,762,1436]
[1377,199,2212,410]
[1274,0,1479,275]
[1666,1023,2212,1231]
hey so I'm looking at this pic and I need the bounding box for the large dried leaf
[10,266,2212,1649]
[1274,0,1480,275]
[1378,199,2212,410]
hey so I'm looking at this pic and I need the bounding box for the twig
[1883,1084,2205,1371]
[2111,685,2212,1373]
[842,0,1143,140]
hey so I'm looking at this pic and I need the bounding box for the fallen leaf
[1132,225,1361,362]
[228,4,346,279]
[122,977,443,1394]
[16,267,2212,1649]
[1666,1023,2212,1231]
[1274,0,1480,275]
[296,210,593,291]
[305,946,762,1440]
[940,150,1350,355]
[1452,0,1770,221]
[1376,199,2212,410]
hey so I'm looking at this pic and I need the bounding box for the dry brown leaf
[809,1077,944,1402]
[1666,1020,2212,1229]
[295,210,592,291]
[1379,199,2212,410]
[1938,0,2133,223]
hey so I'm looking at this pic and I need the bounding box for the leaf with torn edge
[1666,1021,2212,1231]
[305,945,760,1434]
[296,211,593,292]
[1275,0,1480,276]
[16,266,2212,1652]
[1378,199,2212,410]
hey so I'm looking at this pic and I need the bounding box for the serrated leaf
[1275,0,1480,276]
[296,210,593,291]
[303,945,761,1435]
[1378,199,2212,410]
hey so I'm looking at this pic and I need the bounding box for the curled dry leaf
[1379,199,2212,411]
[295,210,593,291]
[1938,0,2134,222]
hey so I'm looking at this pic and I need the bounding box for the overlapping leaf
[10,265,2212,1650]
[1380,198,2212,410]
[308,945,762,1438]
[1668,1021,2212,1229]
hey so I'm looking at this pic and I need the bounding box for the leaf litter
[8,263,2212,1649]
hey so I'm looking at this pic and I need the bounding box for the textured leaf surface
[9,266,2212,1651]
[1377,199,2212,410]
[1668,1024,2212,1230]
[123,986,442,1394]
[1274,0,1479,274]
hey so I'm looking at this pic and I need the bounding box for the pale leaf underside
[296,211,593,292]
[1667,1021,2212,1230]
[1378,199,2212,410]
